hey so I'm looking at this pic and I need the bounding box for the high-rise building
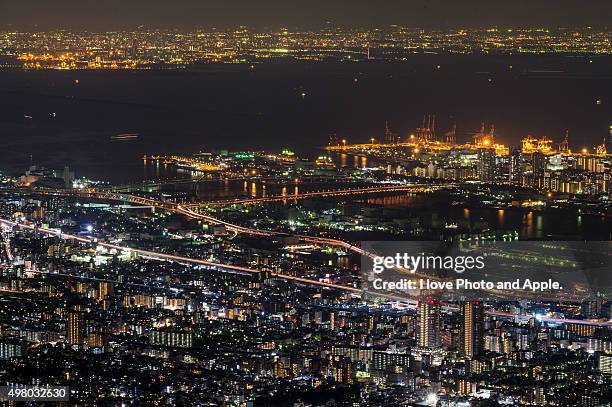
[98,281,114,301]
[581,298,603,318]
[417,299,442,349]
[329,311,335,331]
[87,332,106,348]
[534,387,546,406]
[531,151,546,178]
[460,301,484,358]
[372,351,411,370]
[509,147,523,185]
[477,148,496,181]
[62,165,75,189]
[0,342,23,359]
[599,354,612,376]
[457,378,477,396]
[67,311,84,345]
[149,330,193,348]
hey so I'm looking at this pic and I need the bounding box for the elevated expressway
[4,187,608,326]
[2,217,608,328]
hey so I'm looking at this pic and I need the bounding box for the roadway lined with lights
[60,190,449,281]
[0,218,362,293]
[1,218,609,327]
[29,189,370,254]
[9,189,446,281]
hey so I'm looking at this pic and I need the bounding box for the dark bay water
[358,193,612,240]
[1,56,612,182]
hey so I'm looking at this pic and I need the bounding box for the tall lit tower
[418,299,442,349]
[477,148,496,181]
[509,147,523,185]
[98,281,114,301]
[460,301,484,359]
[531,151,546,179]
[67,311,84,345]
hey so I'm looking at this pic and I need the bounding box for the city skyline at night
[0,2,611,406]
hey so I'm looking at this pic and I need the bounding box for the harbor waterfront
[1,3,612,404]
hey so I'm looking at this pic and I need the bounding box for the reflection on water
[536,214,543,236]
[188,179,310,201]
[143,157,610,240]
[356,193,422,207]
[290,250,359,271]
[523,211,534,239]
[142,159,194,182]
[336,153,368,169]
[337,255,358,270]
[497,209,505,229]
[358,192,611,240]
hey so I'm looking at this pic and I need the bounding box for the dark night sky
[1,0,611,30]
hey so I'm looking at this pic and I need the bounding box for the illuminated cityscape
[326,120,612,200]
[2,27,612,69]
[0,1,611,406]
[0,136,610,404]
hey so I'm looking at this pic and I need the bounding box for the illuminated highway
[13,188,610,308]
[28,189,371,255]
[1,217,609,327]
[0,218,362,294]
[20,189,448,281]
